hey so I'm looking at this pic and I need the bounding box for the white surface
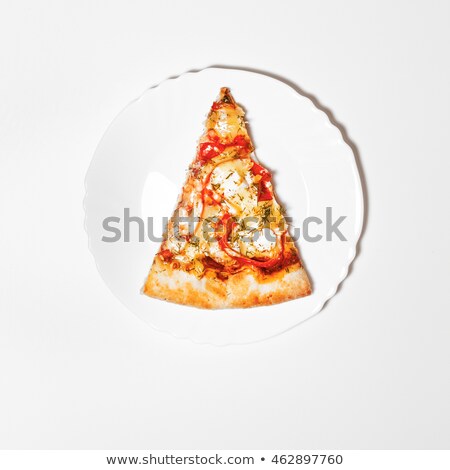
[85,68,363,345]
[1,0,449,449]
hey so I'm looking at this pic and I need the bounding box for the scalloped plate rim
[84,66,364,346]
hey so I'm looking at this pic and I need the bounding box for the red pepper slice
[251,160,273,201]
[197,141,225,163]
[231,134,249,148]
[258,182,273,201]
[251,161,270,178]
[159,249,173,261]
[197,134,251,164]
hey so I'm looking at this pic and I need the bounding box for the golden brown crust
[143,256,311,309]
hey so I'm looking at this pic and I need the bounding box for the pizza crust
[143,256,311,309]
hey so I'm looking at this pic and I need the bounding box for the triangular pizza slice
[143,88,311,309]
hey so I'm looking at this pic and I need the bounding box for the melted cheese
[208,105,244,140]
[238,228,277,258]
[163,93,288,271]
[209,159,258,216]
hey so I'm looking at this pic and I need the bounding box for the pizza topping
[208,158,257,216]
[238,227,278,257]
[218,213,286,269]
[197,134,251,164]
[251,160,273,201]
[159,249,173,261]
[158,88,300,277]
[197,141,225,162]
[201,255,225,271]
[211,101,222,111]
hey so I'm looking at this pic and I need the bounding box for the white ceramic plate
[84,67,363,345]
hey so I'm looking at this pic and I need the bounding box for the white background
[1,0,449,449]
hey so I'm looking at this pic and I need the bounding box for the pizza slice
[143,87,311,309]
